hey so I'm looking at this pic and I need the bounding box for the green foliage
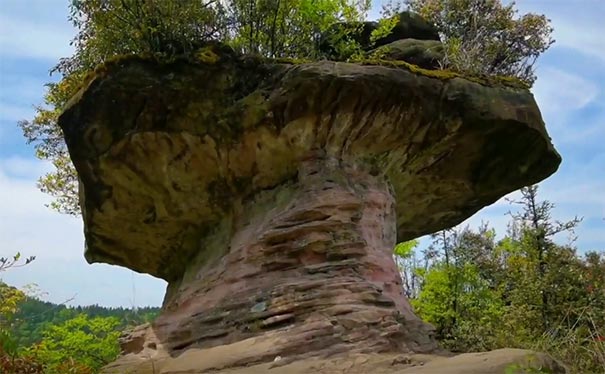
[0,283,25,326]
[406,185,605,372]
[19,74,84,215]
[0,253,35,358]
[228,0,371,58]
[33,314,120,372]
[394,239,418,258]
[505,362,553,374]
[1,293,157,373]
[1,255,158,374]
[20,0,371,215]
[0,255,46,373]
[393,239,423,299]
[385,0,554,85]
[10,297,158,348]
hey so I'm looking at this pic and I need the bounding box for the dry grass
[533,307,605,374]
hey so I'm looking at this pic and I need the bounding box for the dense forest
[9,298,158,347]
[0,283,158,373]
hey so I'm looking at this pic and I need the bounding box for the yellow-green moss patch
[358,58,529,89]
[267,57,313,65]
[196,47,220,64]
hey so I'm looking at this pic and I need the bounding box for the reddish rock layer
[117,155,436,367]
[58,51,561,372]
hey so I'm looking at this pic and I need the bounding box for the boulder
[319,11,440,59]
[387,11,441,43]
[59,46,561,373]
[370,39,444,69]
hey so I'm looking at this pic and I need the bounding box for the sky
[0,0,603,308]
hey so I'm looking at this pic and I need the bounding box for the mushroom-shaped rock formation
[59,48,560,373]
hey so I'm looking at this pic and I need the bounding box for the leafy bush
[33,314,120,373]
[382,0,554,85]
[20,0,372,215]
[396,186,605,372]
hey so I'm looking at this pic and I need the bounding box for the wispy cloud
[531,67,604,148]
[0,14,74,61]
[549,14,605,64]
[514,0,605,64]
[0,156,166,306]
[532,67,599,115]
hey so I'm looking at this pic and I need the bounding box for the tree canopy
[20,0,554,216]
[20,0,374,215]
[394,186,604,372]
[402,0,554,84]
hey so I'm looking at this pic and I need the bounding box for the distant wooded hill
[10,296,159,347]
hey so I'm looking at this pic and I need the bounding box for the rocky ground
[105,334,567,374]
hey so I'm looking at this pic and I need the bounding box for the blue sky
[0,0,603,308]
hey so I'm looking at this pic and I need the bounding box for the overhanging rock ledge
[59,49,561,373]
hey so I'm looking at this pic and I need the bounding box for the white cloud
[532,67,599,115]
[0,156,166,307]
[441,179,605,254]
[550,16,605,64]
[0,14,74,61]
[510,0,605,64]
[2,258,166,308]
[0,157,84,261]
[531,67,604,147]
[1,155,53,179]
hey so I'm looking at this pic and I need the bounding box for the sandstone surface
[59,46,561,373]
[319,11,441,59]
[103,339,567,374]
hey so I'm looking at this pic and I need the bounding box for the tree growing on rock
[20,0,372,215]
[20,0,555,215]
[381,0,554,85]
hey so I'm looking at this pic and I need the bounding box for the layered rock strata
[59,48,561,373]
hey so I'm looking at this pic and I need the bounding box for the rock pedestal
[151,154,436,360]
[58,45,561,373]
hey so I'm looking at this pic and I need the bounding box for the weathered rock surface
[371,39,444,69]
[59,48,561,373]
[319,11,440,59]
[102,342,567,374]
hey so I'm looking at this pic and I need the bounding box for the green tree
[505,185,582,332]
[10,296,159,347]
[34,314,120,373]
[0,254,45,373]
[0,253,35,354]
[411,227,504,350]
[382,0,554,84]
[20,0,371,215]
[0,282,26,357]
[393,239,422,298]
[408,185,605,372]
